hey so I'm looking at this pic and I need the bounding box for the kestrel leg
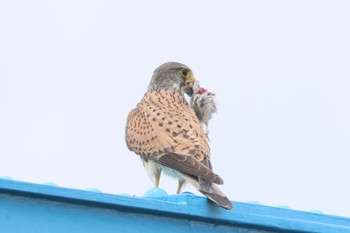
[176,179,185,194]
[155,170,161,188]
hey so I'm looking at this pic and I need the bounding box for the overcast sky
[1,1,349,217]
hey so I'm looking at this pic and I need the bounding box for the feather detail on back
[125,90,224,184]
[126,90,210,159]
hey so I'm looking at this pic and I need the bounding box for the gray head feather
[148,62,191,93]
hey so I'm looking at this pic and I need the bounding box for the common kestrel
[125,62,232,210]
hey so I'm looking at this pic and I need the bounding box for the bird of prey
[125,62,232,210]
[190,80,217,135]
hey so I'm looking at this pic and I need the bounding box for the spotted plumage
[125,62,232,210]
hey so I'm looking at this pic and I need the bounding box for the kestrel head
[148,62,196,96]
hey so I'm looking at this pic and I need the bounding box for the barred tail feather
[183,174,233,210]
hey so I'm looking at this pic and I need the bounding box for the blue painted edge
[1,179,350,233]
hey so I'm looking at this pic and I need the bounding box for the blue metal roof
[1,179,350,233]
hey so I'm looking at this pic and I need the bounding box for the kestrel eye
[180,69,191,78]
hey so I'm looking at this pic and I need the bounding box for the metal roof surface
[1,178,350,233]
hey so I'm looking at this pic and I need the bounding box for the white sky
[1,1,349,217]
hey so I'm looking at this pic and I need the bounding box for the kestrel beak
[184,75,196,96]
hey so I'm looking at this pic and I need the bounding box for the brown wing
[125,90,223,184]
